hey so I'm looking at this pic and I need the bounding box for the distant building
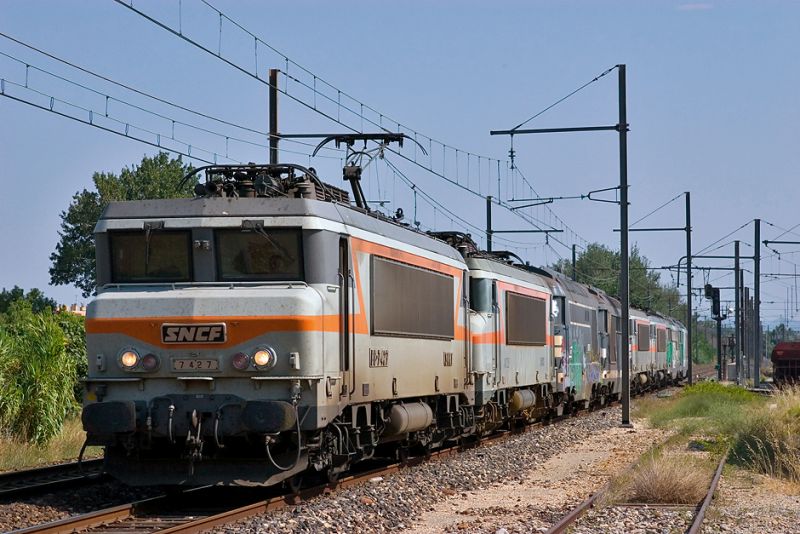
[60,304,87,316]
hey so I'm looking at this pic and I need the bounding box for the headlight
[252,347,277,369]
[141,353,160,371]
[119,349,140,370]
[232,352,250,370]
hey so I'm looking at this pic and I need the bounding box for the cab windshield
[109,230,192,283]
[215,228,303,282]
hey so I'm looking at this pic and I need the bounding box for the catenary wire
[0,47,343,160]
[1,81,223,165]
[511,65,617,131]
[0,31,340,155]
[630,192,684,228]
[110,0,588,253]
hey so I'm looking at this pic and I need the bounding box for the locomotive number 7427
[172,359,219,371]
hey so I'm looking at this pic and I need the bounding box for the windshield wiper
[241,220,296,262]
[143,221,165,274]
[254,226,295,261]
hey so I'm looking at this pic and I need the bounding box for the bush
[56,311,87,403]
[640,381,800,484]
[649,382,761,436]
[0,302,80,445]
[733,386,800,482]
[626,453,709,504]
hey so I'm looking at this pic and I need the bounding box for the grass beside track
[634,382,800,485]
[0,417,101,473]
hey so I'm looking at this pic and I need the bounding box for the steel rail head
[687,450,728,534]
[545,489,605,534]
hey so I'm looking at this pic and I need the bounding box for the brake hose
[265,403,302,472]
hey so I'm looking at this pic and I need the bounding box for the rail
[686,450,728,534]
[13,384,682,533]
[544,447,729,534]
[0,458,105,500]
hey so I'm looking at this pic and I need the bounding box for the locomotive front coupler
[185,409,205,475]
[290,379,302,405]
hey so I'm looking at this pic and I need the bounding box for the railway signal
[704,284,727,380]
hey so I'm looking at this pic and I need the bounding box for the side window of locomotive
[657,329,667,352]
[553,297,566,329]
[598,309,609,349]
[372,256,454,339]
[636,323,650,351]
[109,230,192,283]
[215,228,303,281]
[469,278,491,313]
[506,292,547,346]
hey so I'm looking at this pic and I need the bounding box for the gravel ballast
[701,467,800,534]
[0,480,162,532]
[214,407,655,534]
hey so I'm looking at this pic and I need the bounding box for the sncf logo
[162,323,227,344]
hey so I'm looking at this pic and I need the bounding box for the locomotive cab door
[491,280,500,385]
[338,236,352,398]
[552,296,567,380]
[611,315,620,371]
[597,309,609,368]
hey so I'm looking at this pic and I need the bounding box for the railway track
[10,446,474,534]
[11,412,559,534]
[0,459,106,500]
[544,450,728,534]
[10,387,684,534]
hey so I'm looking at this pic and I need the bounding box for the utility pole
[489,64,630,426]
[572,244,577,281]
[754,219,761,387]
[614,191,691,383]
[618,65,631,426]
[269,68,279,165]
[744,287,751,381]
[484,195,561,253]
[734,240,741,384]
[716,316,723,380]
[486,196,493,252]
[685,192,693,385]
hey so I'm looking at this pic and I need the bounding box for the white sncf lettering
[162,324,226,343]
[163,327,180,342]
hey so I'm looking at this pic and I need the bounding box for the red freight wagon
[771,341,800,385]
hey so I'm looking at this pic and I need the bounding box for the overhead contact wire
[111,0,590,255]
[511,65,617,131]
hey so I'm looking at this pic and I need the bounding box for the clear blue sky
[1,1,798,326]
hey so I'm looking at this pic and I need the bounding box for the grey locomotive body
[81,163,686,487]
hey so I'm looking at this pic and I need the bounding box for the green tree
[49,153,195,297]
[766,323,799,357]
[0,301,78,444]
[0,286,58,315]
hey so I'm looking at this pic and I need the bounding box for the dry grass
[734,386,800,483]
[0,417,101,472]
[631,383,800,490]
[625,452,710,505]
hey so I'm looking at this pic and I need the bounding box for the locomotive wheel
[287,474,303,494]
[397,447,410,463]
[326,469,341,483]
[458,434,480,450]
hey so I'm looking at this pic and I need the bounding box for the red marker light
[232,352,250,370]
[141,353,160,371]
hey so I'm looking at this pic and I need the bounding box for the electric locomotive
[82,158,476,486]
[81,142,687,487]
